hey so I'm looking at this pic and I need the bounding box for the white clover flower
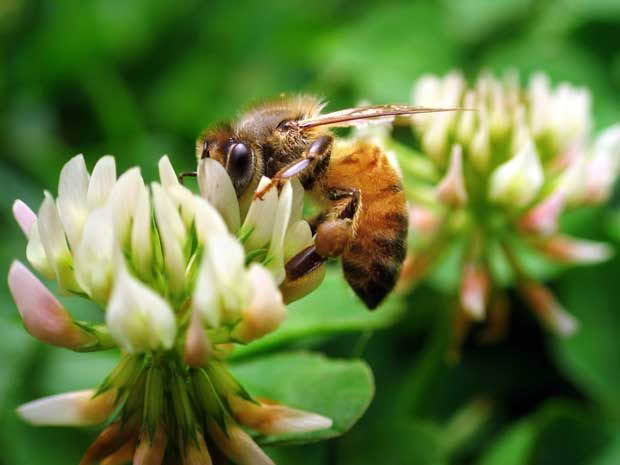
[396,70,620,339]
[8,154,330,465]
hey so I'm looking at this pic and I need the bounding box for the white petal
[57,154,90,249]
[208,420,274,465]
[289,178,305,226]
[167,184,197,227]
[87,155,116,209]
[283,220,313,262]
[107,167,144,243]
[158,155,180,189]
[152,183,187,296]
[198,158,241,232]
[229,394,332,435]
[192,256,220,328]
[241,176,279,250]
[7,261,92,348]
[194,195,229,244]
[232,264,286,342]
[130,183,153,278]
[38,192,78,291]
[206,233,250,321]
[26,219,55,279]
[74,207,117,304]
[489,138,544,208]
[13,199,36,236]
[267,181,293,284]
[106,261,177,353]
[17,389,116,426]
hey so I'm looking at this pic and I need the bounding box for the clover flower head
[8,154,330,464]
[394,70,620,337]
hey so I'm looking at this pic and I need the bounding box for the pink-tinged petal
[229,395,332,435]
[436,144,468,207]
[519,281,579,336]
[409,205,441,237]
[184,310,212,367]
[518,190,566,235]
[208,419,274,465]
[536,235,613,264]
[17,389,116,426]
[13,199,36,236]
[133,426,167,465]
[182,434,213,465]
[7,261,94,348]
[232,264,286,343]
[460,263,490,320]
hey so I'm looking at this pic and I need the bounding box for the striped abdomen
[326,141,408,309]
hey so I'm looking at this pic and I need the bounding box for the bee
[192,95,460,309]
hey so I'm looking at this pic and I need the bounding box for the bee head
[196,124,257,198]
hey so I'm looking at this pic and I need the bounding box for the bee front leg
[254,135,333,199]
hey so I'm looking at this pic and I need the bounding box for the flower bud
[489,139,544,208]
[134,426,167,465]
[56,154,90,250]
[130,183,153,278]
[436,144,467,207]
[267,181,293,284]
[518,190,566,235]
[7,261,94,349]
[74,207,117,304]
[469,116,491,172]
[17,389,116,426]
[537,235,613,264]
[38,192,79,291]
[228,394,332,435]
[182,434,212,465]
[184,310,212,367]
[241,176,279,250]
[107,167,144,243]
[232,264,286,343]
[106,261,176,353]
[585,124,620,203]
[13,199,36,236]
[87,156,117,210]
[158,155,179,189]
[519,281,578,336]
[152,183,187,296]
[207,419,275,465]
[460,263,490,320]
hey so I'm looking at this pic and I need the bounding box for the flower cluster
[8,154,329,464]
[394,71,620,337]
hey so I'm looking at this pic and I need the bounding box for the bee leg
[254,135,333,199]
[178,171,197,185]
[314,187,361,258]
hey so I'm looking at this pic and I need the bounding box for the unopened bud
[489,139,544,208]
[537,235,613,264]
[460,263,490,320]
[519,281,579,336]
[437,144,468,207]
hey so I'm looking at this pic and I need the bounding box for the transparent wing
[297,104,470,130]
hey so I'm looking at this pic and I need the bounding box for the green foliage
[1,0,620,464]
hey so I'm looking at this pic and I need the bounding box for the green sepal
[72,321,118,352]
[95,354,144,397]
[245,247,268,265]
[237,225,255,244]
[204,360,255,403]
[190,368,229,434]
[144,365,165,440]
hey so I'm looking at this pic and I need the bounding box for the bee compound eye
[201,140,210,158]
[228,142,252,178]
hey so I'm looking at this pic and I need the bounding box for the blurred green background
[2,1,620,464]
